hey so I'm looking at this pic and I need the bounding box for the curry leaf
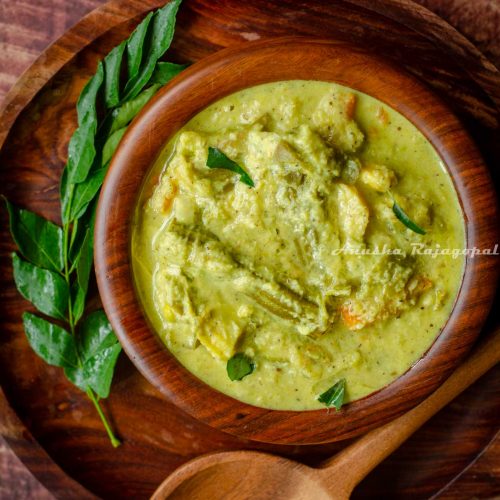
[67,62,104,184]
[72,284,86,325]
[107,84,160,135]
[71,228,93,323]
[69,199,97,266]
[393,202,426,235]
[83,343,122,398]
[5,199,64,272]
[23,312,78,368]
[207,147,255,187]
[227,353,254,381]
[60,168,72,224]
[78,310,117,359]
[12,253,68,320]
[64,365,87,391]
[318,379,346,410]
[76,62,105,125]
[126,11,154,81]
[66,311,121,397]
[121,0,182,102]
[69,167,107,221]
[76,228,93,293]
[103,41,126,108]
[102,130,126,166]
[150,61,188,85]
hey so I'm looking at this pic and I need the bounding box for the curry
[131,80,465,410]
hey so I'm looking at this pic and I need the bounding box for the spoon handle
[318,326,500,497]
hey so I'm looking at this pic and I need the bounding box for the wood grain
[96,37,499,444]
[0,0,499,498]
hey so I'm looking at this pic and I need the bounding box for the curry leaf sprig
[5,0,187,447]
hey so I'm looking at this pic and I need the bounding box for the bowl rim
[95,37,499,444]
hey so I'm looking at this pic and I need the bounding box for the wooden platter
[0,0,499,498]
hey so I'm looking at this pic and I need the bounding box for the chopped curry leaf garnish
[206,147,255,187]
[392,202,426,235]
[318,379,346,410]
[227,353,255,381]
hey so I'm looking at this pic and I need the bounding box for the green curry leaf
[102,130,126,166]
[12,253,68,320]
[121,0,182,102]
[78,310,118,359]
[69,199,97,267]
[126,11,154,82]
[206,147,255,187]
[71,227,94,323]
[66,311,121,398]
[5,199,64,272]
[392,202,426,235]
[82,343,122,398]
[150,61,188,85]
[103,41,127,108]
[318,379,346,410]
[106,84,160,136]
[66,62,104,184]
[23,312,78,368]
[227,353,255,381]
[69,168,108,222]
[76,228,94,293]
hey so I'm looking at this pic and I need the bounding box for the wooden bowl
[94,37,499,445]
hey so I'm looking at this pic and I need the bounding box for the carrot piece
[340,304,364,330]
[163,182,179,213]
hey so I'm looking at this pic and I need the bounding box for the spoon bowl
[154,451,327,500]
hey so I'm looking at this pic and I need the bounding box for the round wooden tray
[0,0,499,498]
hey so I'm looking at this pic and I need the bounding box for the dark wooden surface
[0,0,499,499]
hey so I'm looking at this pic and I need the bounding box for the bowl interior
[95,37,499,444]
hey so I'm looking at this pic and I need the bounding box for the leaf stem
[86,387,121,448]
[62,197,121,447]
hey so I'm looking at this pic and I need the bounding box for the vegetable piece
[318,379,346,410]
[392,201,426,235]
[12,253,68,320]
[206,147,255,187]
[227,353,254,381]
[5,199,64,272]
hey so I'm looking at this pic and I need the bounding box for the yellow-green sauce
[131,80,465,410]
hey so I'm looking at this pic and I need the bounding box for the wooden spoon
[152,327,500,500]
